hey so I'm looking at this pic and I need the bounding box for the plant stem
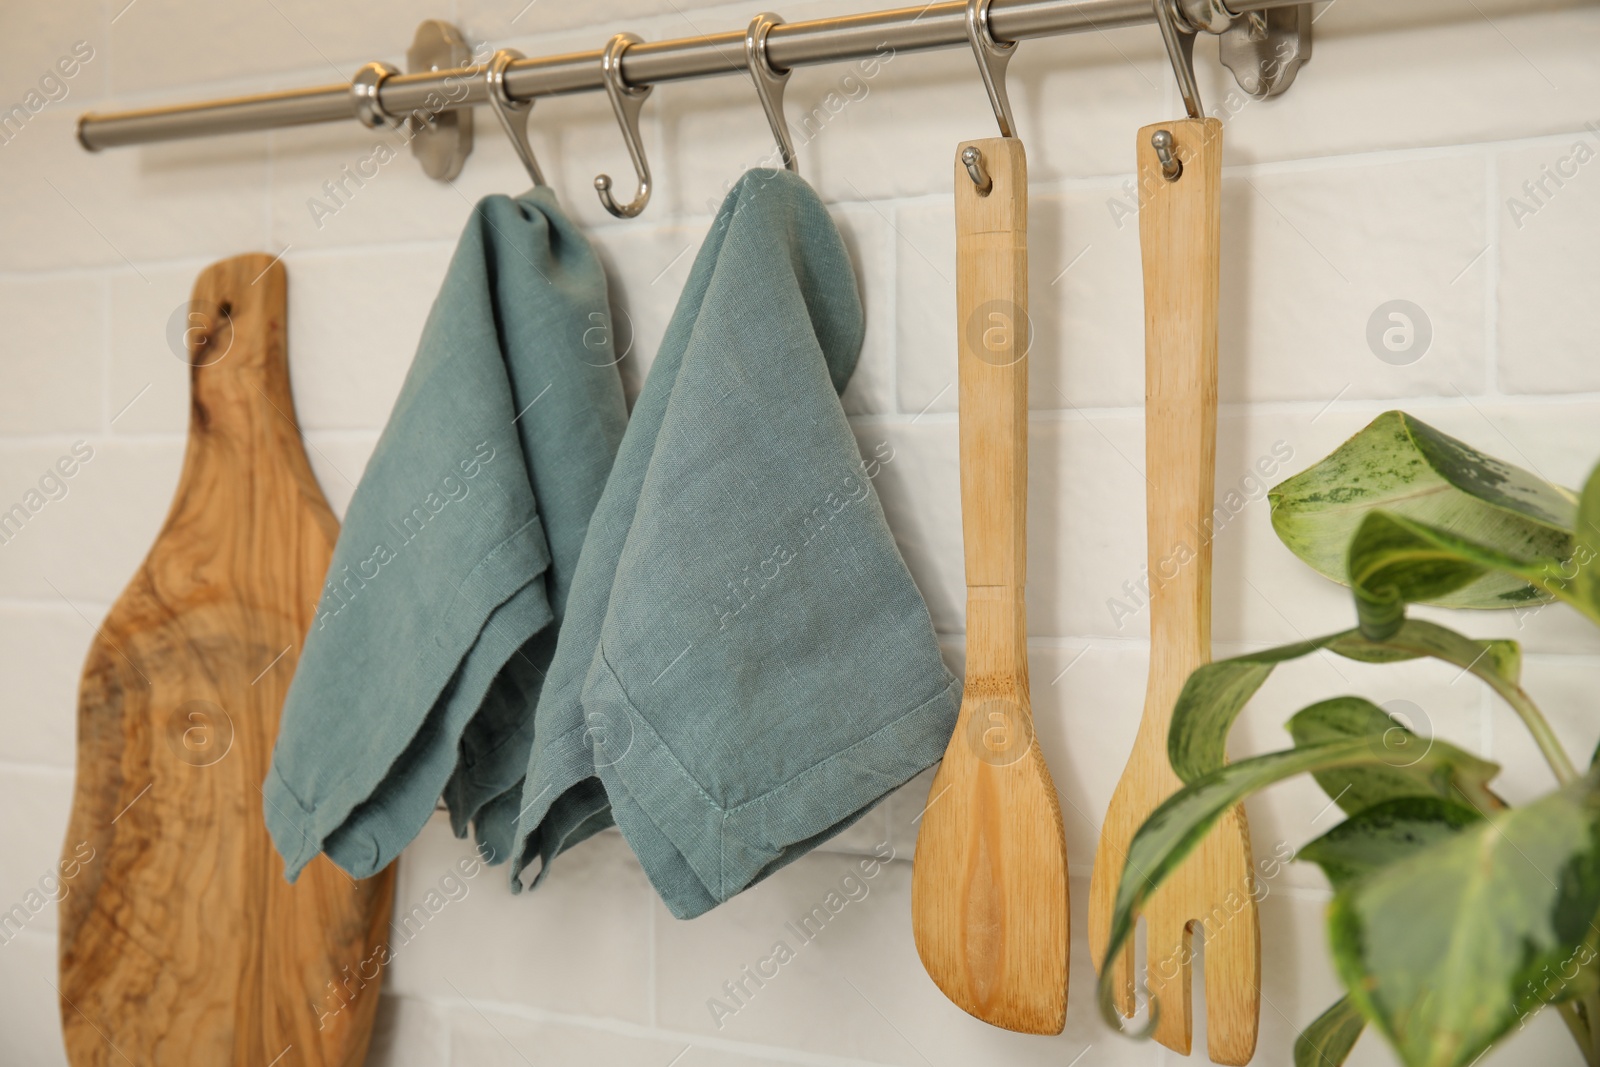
[1370,621,1578,785]
[1483,676,1579,787]
[1417,637,1581,786]
[1569,988,1600,1067]
[1580,985,1593,1067]
[1558,1001,1593,1065]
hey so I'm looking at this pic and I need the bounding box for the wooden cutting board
[57,254,396,1066]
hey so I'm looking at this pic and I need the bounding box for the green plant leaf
[1572,460,1600,619]
[1344,510,1599,640]
[1329,770,1600,1067]
[1295,996,1366,1067]
[1270,411,1574,610]
[1166,632,1354,781]
[1098,698,1501,1035]
[1298,797,1482,893]
[1288,699,1499,816]
[1388,618,1523,689]
[1169,619,1519,796]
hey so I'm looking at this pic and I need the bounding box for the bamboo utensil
[58,254,395,1066]
[911,137,1070,1036]
[1086,119,1261,1064]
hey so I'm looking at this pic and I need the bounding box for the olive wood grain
[57,254,396,1066]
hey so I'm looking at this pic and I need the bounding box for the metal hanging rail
[77,0,1313,154]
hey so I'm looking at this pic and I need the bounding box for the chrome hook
[1155,0,1204,120]
[745,13,797,172]
[594,33,654,218]
[965,0,1017,139]
[484,49,545,188]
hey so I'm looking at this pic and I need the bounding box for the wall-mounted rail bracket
[406,20,473,180]
[1218,3,1312,99]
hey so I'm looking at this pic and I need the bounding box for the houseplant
[1097,410,1600,1067]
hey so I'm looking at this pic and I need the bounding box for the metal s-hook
[965,0,1017,139]
[484,50,545,188]
[1155,0,1204,120]
[595,33,654,218]
[745,13,797,172]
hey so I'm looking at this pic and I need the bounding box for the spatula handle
[956,137,1029,681]
[911,139,1068,1036]
[1139,118,1222,729]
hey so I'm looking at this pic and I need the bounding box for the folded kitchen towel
[264,187,628,880]
[510,168,961,918]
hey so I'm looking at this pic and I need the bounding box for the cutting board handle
[183,254,292,403]
[166,254,330,544]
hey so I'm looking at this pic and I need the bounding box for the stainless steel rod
[78,0,1309,150]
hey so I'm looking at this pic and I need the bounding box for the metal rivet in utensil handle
[962,146,993,195]
[1152,129,1182,181]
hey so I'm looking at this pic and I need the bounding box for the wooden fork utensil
[1086,119,1261,1065]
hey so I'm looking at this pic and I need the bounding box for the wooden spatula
[58,254,396,1066]
[1086,119,1260,1064]
[911,137,1069,1035]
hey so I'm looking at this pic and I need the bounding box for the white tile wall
[0,766,74,936]
[0,274,105,434]
[0,931,69,1067]
[2,2,1598,1065]
[1498,136,1600,395]
[384,823,655,1022]
[0,603,88,769]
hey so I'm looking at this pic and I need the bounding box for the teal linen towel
[264,187,627,880]
[510,169,961,918]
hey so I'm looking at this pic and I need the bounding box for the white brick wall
[1,2,1596,1064]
